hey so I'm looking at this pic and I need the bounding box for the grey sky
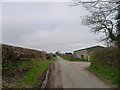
[2,2,105,53]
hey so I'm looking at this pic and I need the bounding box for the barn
[73,45,105,60]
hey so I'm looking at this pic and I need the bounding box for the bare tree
[115,2,120,47]
[73,1,120,46]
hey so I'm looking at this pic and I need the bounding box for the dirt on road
[48,56,111,88]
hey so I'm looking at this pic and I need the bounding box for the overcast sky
[2,2,105,53]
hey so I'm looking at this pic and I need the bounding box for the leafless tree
[73,0,120,46]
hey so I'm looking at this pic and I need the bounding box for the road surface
[48,56,111,88]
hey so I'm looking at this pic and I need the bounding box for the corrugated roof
[73,45,105,52]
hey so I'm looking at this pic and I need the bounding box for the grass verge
[60,56,89,62]
[16,57,56,88]
[89,64,120,88]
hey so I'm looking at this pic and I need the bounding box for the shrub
[89,47,120,88]
[90,47,120,69]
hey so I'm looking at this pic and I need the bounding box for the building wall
[73,46,105,60]
[74,49,88,60]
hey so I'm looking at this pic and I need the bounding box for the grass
[16,57,56,88]
[60,55,89,62]
[89,64,120,88]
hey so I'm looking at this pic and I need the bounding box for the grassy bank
[3,57,56,88]
[16,57,56,88]
[89,64,120,88]
[60,56,89,62]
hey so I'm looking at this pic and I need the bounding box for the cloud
[2,2,104,53]
[0,3,2,43]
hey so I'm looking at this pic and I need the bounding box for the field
[60,55,89,62]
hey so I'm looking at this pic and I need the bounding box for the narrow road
[48,56,111,88]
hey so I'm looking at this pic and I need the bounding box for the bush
[46,53,53,59]
[2,44,54,77]
[53,54,56,57]
[90,47,120,69]
[89,47,120,88]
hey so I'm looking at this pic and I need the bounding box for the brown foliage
[2,44,47,62]
[90,47,120,69]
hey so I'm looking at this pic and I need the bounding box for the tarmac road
[48,56,111,88]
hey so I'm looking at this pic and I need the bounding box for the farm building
[73,45,105,60]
